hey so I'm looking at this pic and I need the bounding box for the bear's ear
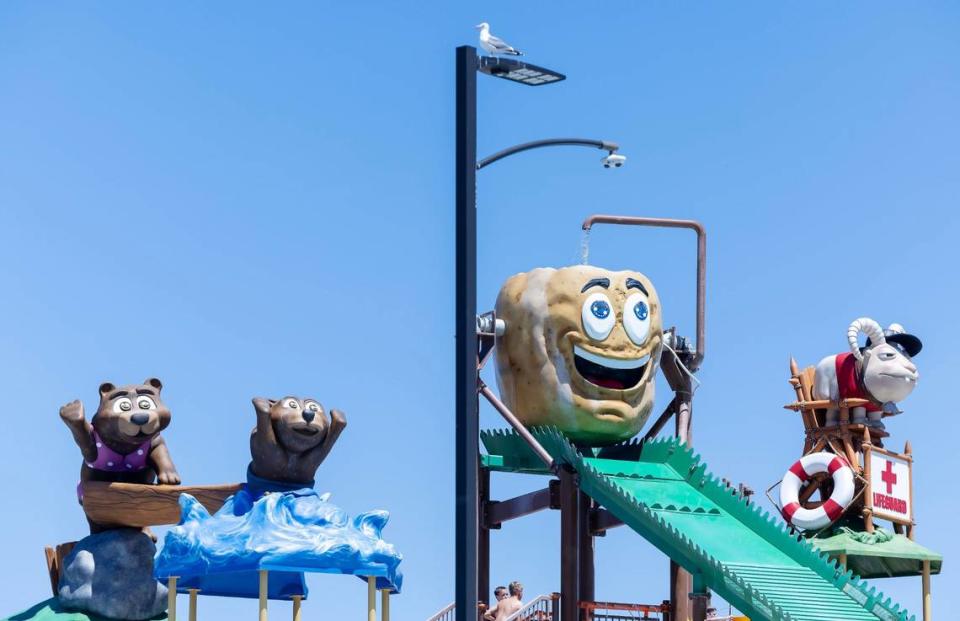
[144,378,163,392]
[99,382,116,397]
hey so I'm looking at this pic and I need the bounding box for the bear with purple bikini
[59,378,180,533]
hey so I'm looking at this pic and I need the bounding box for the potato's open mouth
[293,426,320,436]
[573,345,650,390]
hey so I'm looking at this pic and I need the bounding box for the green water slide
[481,429,914,621]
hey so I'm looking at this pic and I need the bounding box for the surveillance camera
[601,153,626,169]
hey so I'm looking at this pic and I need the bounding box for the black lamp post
[455,44,625,621]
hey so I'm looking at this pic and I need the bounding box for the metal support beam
[479,382,556,471]
[690,574,709,621]
[479,467,490,604]
[578,492,595,605]
[455,44,479,621]
[590,508,625,536]
[485,486,554,527]
[642,394,678,443]
[559,468,580,621]
[658,337,697,621]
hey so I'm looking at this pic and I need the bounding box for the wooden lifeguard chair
[783,358,915,537]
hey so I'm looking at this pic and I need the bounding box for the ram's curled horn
[847,317,885,360]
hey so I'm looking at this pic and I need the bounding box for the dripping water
[578,229,591,265]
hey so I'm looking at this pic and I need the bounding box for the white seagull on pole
[476,22,523,56]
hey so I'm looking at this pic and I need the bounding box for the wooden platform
[81,481,242,528]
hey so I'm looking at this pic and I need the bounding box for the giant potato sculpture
[495,265,663,445]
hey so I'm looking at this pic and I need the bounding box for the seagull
[476,22,523,56]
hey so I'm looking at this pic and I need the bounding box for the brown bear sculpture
[247,396,346,493]
[60,378,180,533]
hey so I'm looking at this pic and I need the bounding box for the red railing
[580,600,671,621]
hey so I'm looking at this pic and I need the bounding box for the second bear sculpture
[248,396,346,489]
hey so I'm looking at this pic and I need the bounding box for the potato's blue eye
[634,301,648,321]
[591,300,610,319]
[623,293,651,345]
[582,293,616,341]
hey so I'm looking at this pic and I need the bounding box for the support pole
[690,574,710,621]
[455,44,479,621]
[259,570,268,621]
[188,589,199,621]
[578,491,595,605]
[559,468,580,621]
[922,560,932,621]
[838,553,847,570]
[479,466,491,606]
[167,576,178,621]
[292,596,302,621]
[671,396,693,621]
[382,589,391,621]
[368,576,377,621]
[665,355,695,621]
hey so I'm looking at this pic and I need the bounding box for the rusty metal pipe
[642,396,678,443]
[581,215,706,371]
[478,381,556,472]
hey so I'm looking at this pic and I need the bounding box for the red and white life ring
[779,452,855,530]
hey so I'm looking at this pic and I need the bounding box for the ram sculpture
[812,317,921,428]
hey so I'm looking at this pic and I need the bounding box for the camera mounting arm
[478,138,621,170]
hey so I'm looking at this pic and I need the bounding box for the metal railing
[426,602,456,621]
[580,600,671,621]
[503,593,560,621]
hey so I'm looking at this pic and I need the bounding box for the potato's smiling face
[494,266,663,445]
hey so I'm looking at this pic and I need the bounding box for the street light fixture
[478,56,566,86]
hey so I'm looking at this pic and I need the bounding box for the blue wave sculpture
[154,488,402,600]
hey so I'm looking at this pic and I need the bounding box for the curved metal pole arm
[478,138,619,170]
[581,215,706,371]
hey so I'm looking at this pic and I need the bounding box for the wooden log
[839,407,850,425]
[922,559,932,621]
[789,358,816,431]
[43,541,77,596]
[799,473,827,505]
[783,398,871,412]
[842,434,859,474]
[81,482,242,527]
[862,442,875,533]
[44,546,58,597]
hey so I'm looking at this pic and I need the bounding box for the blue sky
[1,2,958,619]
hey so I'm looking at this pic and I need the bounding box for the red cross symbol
[881,460,898,494]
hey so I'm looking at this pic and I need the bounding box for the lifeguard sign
[864,445,913,526]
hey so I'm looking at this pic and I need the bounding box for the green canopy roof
[810,527,943,579]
